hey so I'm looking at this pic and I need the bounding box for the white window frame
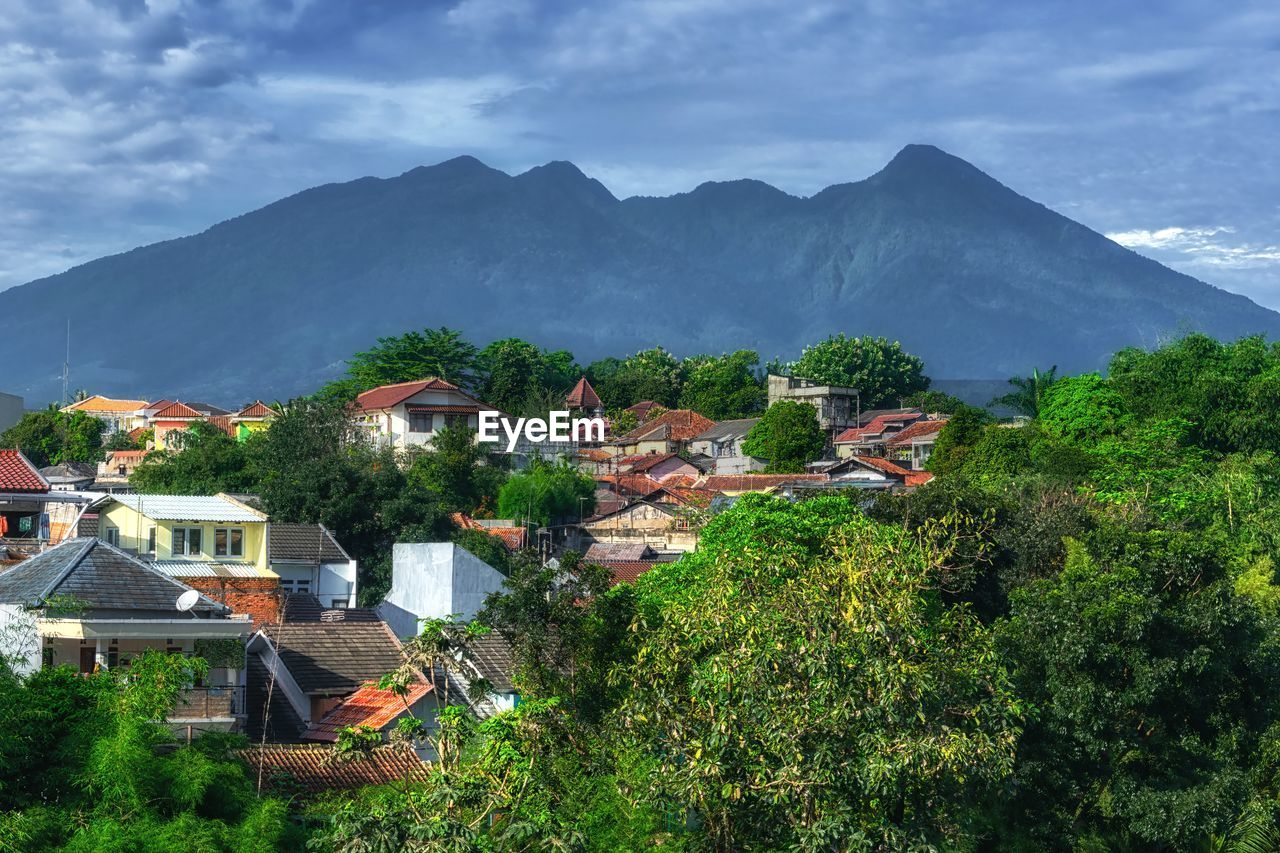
[213,527,244,558]
[171,526,203,556]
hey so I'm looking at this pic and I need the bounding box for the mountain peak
[516,160,617,205]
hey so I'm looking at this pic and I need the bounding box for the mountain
[3,144,1278,404]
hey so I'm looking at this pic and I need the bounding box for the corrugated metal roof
[109,494,266,522]
[152,561,277,579]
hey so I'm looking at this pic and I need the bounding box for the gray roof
[109,494,266,523]
[693,418,760,442]
[267,594,401,695]
[269,524,350,564]
[0,538,225,613]
[39,462,97,481]
[584,542,656,561]
[461,630,516,693]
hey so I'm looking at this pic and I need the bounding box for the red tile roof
[566,376,602,409]
[207,415,236,437]
[625,400,660,421]
[450,513,528,551]
[884,419,948,446]
[650,486,719,508]
[598,559,661,585]
[617,410,715,444]
[596,473,663,497]
[62,395,147,413]
[354,378,462,412]
[106,450,147,460]
[905,471,934,487]
[700,474,829,492]
[239,744,430,794]
[151,401,203,420]
[0,450,50,493]
[576,448,612,462]
[304,680,433,742]
[624,452,686,474]
[235,401,279,419]
[849,455,913,477]
[834,412,923,444]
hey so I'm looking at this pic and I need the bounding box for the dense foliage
[741,399,825,472]
[0,408,104,467]
[789,333,930,407]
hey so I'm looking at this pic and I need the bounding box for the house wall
[99,503,269,571]
[643,457,699,482]
[182,577,281,629]
[0,392,22,433]
[378,543,506,639]
[152,419,194,450]
[583,503,674,532]
[269,560,358,609]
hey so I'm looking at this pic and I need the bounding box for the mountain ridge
[2,145,1276,404]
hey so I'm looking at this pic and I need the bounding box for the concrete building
[766,374,860,441]
[377,543,507,638]
[0,391,22,433]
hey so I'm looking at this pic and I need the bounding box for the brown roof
[566,376,602,409]
[152,401,203,420]
[847,455,912,477]
[62,395,147,413]
[624,452,687,474]
[576,448,611,462]
[0,450,50,493]
[700,474,829,492]
[107,450,147,460]
[617,410,715,444]
[585,542,657,561]
[626,400,660,421]
[354,378,461,412]
[303,680,432,742]
[267,608,404,695]
[270,524,350,563]
[207,415,236,437]
[884,419,947,446]
[235,401,279,419]
[596,473,663,498]
[599,559,661,585]
[650,486,719,508]
[834,412,923,444]
[239,744,430,794]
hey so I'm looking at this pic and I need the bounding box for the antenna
[175,589,201,612]
[62,317,70,407]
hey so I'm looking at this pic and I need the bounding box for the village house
[38,461,97,491]
[883,418,947,471]
[60,395,149,435]
[96,449,147,490]
[833,410,924,457]
[688,418,765,475]
[149,401,206,450]
[618,452,701,482]
[767,374,861,440]
[565,376,604,416]
[609,409,714,457]
[229,401,279,441]
[0,538,252,730]
[268,523,358,608]
[96,493,282,627]
[1,450,98,548]
[352,378,502,450]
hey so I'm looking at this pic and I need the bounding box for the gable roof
[617,409,715,444]
[599,559,661,585]
[151,401,203,420]
[0,449,50,493]
[625,400,660,420]
[266,602,405,695]
[884,419,948,446]
[269,524,350,563]
[460,630,517,693]
[109,494,266,523]
[624,452,688,474]
[834,411,924,444]
[585,542,657,561]
[0,538,226,613]
[187,402,231,417]
[693,418,761,442]
[235,401,279,419]
[207,415,236,438]
[648,485,719,508]
[238,744,429,794]
[62,395,147,413]
[354,378,462,412]
[303,680,432,741]
[595,473,663,498]
[565,377,602,409]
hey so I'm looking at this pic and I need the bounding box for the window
[408,411,433,433]
[172,527,203,556]
[104,526,120,547]
[444,413,469,430]
[280,578,312,593]
[214,527,244,558]
[147,527,156,555]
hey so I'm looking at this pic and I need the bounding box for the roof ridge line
[34,538,97,604]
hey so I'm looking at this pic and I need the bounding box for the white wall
[0,392,22,433]
[378,543,506,639]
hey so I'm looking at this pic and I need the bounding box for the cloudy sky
[2,0,1279,306]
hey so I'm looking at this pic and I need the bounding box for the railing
[171,685,245,720]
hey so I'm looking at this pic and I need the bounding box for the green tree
[741,400,825,472]
[927,404,994,475]
[0,408,104,467]
[620,496,1022,849]
[496,459,595,527]
[343,326,479,391]
[477,337,577,413]
[791,333,930,407]
[407,426,507,516]
[1037,372,1130,443]
[677,350,765,419]
[991,365,1058,417]
[591,347,684,409]
[128,421,258,495]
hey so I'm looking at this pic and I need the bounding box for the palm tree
[991,366,1058,417]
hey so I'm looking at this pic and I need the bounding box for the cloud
[1108,227,1280,269]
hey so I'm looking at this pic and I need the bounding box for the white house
[268,523,358,608]
[352,378,502,451]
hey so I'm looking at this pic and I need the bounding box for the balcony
[171,685,245,721]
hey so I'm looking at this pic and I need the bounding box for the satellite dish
[175,589,201,612]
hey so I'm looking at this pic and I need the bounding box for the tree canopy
[790,333,930,407]
[0,408,104,468]
[741,399,826,472]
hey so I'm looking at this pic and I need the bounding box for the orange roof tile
[239,744,430,794]
[0,450,49,493]
[207,415,236,437]
[700,474,829,492]
[834,412,923,444]
[849,455,914,477]
[303,680,433,742]
[651,486,719,508]
[599,559,661,585]
[884,419,947,446]
[354,378,461,412]
[596,473,663,497]
[235,400,279,419]
[566,376,602,409]
[62,395,147,413]
[617,410,714,444]
[152,401,203,420]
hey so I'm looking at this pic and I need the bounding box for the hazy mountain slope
[2,145,1276,404]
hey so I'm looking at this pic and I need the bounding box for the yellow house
[230,401,278,442]
[98,493,272,574]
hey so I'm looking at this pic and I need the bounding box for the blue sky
[2,0,1279,306]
